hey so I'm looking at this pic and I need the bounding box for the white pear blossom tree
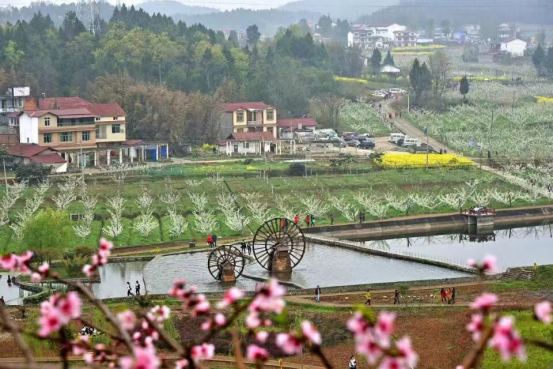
[73,192,98,239]
[104,193,125,239]
[52,177,77,210]
[134,189,158,237]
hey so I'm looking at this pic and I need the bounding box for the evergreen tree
[246,24,260,46]
[409,58,431,104]
[370,48,382,74]
[546,47,553,78]
[383,50,395,66]
[459,75,469,101]
[532,44,546,76]
[61,11,86,41]
[228,30,239,46]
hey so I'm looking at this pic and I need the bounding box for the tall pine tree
[370,48,382,74]
[383,50,395,66]
[532,44,546,76]
[459,75,469,102]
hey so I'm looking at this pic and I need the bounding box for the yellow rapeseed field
[535,96,553,104]
[375,153,475,169]
[333,76,368,84]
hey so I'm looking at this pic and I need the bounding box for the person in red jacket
[305,215,310,227]
[294,215,299,224]
[207,235,213,248]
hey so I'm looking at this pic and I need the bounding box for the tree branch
[0,305,35,365]
[460,324,495,369]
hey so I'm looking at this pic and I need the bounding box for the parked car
[341,132,355,139]
[372,92,386,98]
[346,139,361,147]
[389,133,405,143]
[359,141,375,149]
[399,137,419,147]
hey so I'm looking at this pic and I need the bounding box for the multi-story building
[220,102,278,139]
[394,30,418,47]
[0,87,30,134]
[18,97,127,165]
[348,24,405,50]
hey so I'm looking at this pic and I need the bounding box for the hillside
[174,8,320,35]
[0,2,114,25]
[360,0,553,29]
[137,0,216,16]
[280,0,399,21]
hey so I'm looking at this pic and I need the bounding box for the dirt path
[382,98,456,154]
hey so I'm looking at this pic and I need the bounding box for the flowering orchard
[0,240,552,368]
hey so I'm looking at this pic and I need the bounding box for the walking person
[310,215,315,227]
[451,287,456,304]
[207,235,213,248]
[305,215,310,227]
[294,214,299,225]
[0,296,4,306]
[440,288,446,303]
[127,282,133,297]
[330,213,334,225]
[315,285,321,302]
[399,111,402,118]
[349,355,357,369]
[7,275,11,285]
[393,289,400,305]
[212,234,217,247]
[446,288,452,304]
[247,243,252,255]
[365,289,372,306]
[135,281,141,296]
[241,242,246,253]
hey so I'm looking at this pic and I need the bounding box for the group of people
[127,281,141,297]
[206,234,218,248]
[293,214,316,228]
[240,242,252,255]
[440,287,456,304]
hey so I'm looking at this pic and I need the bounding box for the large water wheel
[207,245,245,281]
[252,218,306,271]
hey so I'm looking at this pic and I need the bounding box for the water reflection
[352,224,553,272]
[0,273,30,305]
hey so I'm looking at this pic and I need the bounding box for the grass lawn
[481,310,553,368]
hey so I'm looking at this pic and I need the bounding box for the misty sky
[0,0,294,11]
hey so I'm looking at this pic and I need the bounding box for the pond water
[89,244,468,299]
[0,273,31,305]
[349,224,553,272]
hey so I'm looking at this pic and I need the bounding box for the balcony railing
[0,107,21,113]
[247,120,264,126]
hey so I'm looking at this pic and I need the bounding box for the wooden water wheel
[207,245,245,280]
[252,218,306,270]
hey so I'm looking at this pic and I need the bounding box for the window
[242,142,249,149]
[44,117,51,127]
[18,99,23,107]
[43,133,52,143]
[112,124,121,134]
[95,117,101,121]
[61,132,72,142]
[236,111,244,122]
[113,116,119,120]
[95,127,100,137]
[82,131,90,142]
[266,110,274,121]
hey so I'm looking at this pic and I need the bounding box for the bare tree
[428,50,451,98]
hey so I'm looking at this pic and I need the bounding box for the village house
[8,143,67,173]
[218,102,318,155]
[348,23,404,50]
[393,30,418,47]
[500,38,527,57]
[18,97,169,167]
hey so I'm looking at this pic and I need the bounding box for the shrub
[74,245,94,258]
[288,162,306,176]
[61,254,89,278]
[22,209,72,252]
[33,248,61,265]
[15,163,51,185]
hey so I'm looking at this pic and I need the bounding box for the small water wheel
[207,245,245,282]
[252,218,306,272]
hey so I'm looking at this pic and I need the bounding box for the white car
[389,88,407,94]
[372,92,386,97]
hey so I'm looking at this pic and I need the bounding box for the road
[382,98,456,154]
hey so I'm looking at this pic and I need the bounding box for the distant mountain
[280,0,399,21]
[137,0,217,16]
[0,2,114,25]
[360,0,553,28]
[174,8,321,35]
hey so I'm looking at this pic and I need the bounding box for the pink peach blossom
[256,330,269,343]
[534,301,552,324]
[117,310,137,331]
[301,321,322,345]
[490,317,526,362]
[190,343,215,363]
[119,344,160,369]
[247,344,269,361]
[276,333,302,355]
[214,313,226,326]
[470,293,498,311]
[396,336,418,368]
[217,287,244,308]
[466,314,484,342]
